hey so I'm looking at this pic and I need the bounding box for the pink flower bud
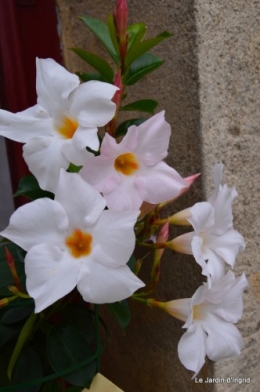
[113,0,128,42]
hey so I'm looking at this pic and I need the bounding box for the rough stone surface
[194,1,260,391]
[56,0,260,390]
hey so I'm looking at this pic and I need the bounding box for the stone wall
[56,0,259,391]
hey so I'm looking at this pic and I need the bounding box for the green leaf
[62,305,95,345]
[13,346,42,392]
[127,254,136,272]
[107,300,131,330]
[124,53,164,86]
[0,324,20,347]
[126,31,172,67]
[71,48,114,83]
[107,14,119,55]
[80,16,119,63]
[121,99,158,114]
[13,175,54,201]
[76,72,107,83]
[127,23,147,52]
[67,163,83,173]
[41,380,60,392]
[1,304,34,325]
[115,118,146,138]
[47,324,96,387]
[7,313,38,380]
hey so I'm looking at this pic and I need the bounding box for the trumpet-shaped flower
[0,170,144,312]
[0,58,118,192]
[160,271,247,377]
[80,111,188,211]
[169,164,245,285]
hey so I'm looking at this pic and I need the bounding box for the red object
[0,0,63,206]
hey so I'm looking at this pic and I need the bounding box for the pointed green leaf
[13,175,54,201]
[107,300,131,330]
[121,99,158,114]
[41,380,60,392]
[71,48,114,83]
[1,304,34,325]
[115,118,146,138]
[80,16,119,63]
[127,23,147,52]
[107,14,119,55]
[124,53,164,86]
[127,254,136,272]
[126,31,172,67]
[76,72,107,83]
[8,313,38,380]
[13,346,42,392]
[0,324,20,347]
[47,324,96,387]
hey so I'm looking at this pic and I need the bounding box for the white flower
[80,111,188,211]
[163,271,247,377]
[0,58,118,192]
[169,163,245,285]
[0,170,144,312]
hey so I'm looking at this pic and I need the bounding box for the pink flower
[80,111,187,211]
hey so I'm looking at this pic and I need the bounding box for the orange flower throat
[57,116,78,139]
[66,229,92,258]
[114,152,139,175]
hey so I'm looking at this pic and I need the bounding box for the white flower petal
[134,111,171,165]
[188,202,215,233]
[135,162,187,204]
[101,130,139,157]
[211,184,236,235]
[203,313,244,361]
[62,129,95,166]
[206,230,245,267]
[72,126,99,152]
[91,210,139,267]
[23,136,69,193]
[191,235,210,278]
[210,272,248,322]
[203,249,226,286]
[55,170,106,228]
[80,156,116,192]
[105,176,143,211]
[36,58,79,117]
[69,81,118,128]
[178,324,207,377]
[0,105,52,143]
[25,244,78,312]
[0,198,68,251]
[77,261,144,304]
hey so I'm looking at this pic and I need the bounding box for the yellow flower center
[114,152,139,175]
[65,229,92,258]
[57,116,78,139]
[192,304,205,320]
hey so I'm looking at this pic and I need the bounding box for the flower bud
[113,0,128,42]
